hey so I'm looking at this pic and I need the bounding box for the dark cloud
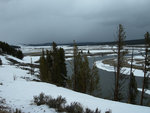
[0,0,150,44]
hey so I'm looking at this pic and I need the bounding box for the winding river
[66,55,150,105]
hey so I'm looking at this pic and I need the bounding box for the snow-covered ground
[0,55,150,113]
[20,45,146,60]
[95,60,144,77]
[95,54,147,77]
[138,88,150,95]
[23,56,40,64]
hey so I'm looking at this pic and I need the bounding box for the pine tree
[114,24,127,101]
[16,50,24,59]
[128,48,138,104]
[77,55,90,93]
[58,48,67,87]
[88,63,100,95]
[87,50,90,54]
[71,41,100,95]
[140,32,150,105]
[39,42,67,87]
[46,50,52,82]
[0,41,24,59]
[39,50,49,82]
[82,55,90,93]
[74,52,82,92]
[72,41,79,91]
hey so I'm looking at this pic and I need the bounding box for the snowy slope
[0,55,150,113]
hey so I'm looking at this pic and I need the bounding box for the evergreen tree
[82,55,90,93]
[87,50,90,54]
[72,41,80,91]
[71,41,100,95]
[128,48,138,104]
[58,48,67,87]
[128,72,138,104]
[46,50,52,83]
[39,50,49,82]
[114,24,127,101]
[16,50,24,59]
[140,32,150,105]
[73,52,82,92]
[0,41,23,59]
[77,54,90,93]
[50,42,66,86]
[88,63,100,95]
[39,42,67,87]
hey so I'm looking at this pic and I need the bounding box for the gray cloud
[0,0,150,44]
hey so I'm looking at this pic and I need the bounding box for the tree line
[71,41,100,95]
[0,41,23,59]
[39,42,67,87]
[39,42,100,96]
[113,24,150,105]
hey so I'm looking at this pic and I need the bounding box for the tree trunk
[140,48,147,105]
[114,26,121,101]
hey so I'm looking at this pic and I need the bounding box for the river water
[66,55,150,105]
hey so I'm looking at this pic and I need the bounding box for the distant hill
[25,39,145,46]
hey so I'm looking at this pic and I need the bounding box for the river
[66,55,150,106]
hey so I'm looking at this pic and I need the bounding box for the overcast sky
[0,0,150,44]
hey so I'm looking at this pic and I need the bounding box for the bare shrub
[47,96,66,112]
[13,108,22,113]
[105,109,112,113]
[34,93,46,106]
[33,93,109,113]
[65,102,83,113]
[85,108,101,113]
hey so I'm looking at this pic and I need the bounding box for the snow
[138,88,150,95]
[1,55,39,64]
[96,60,115,72]
[134,55,144,59]
[21,45,115,56]
[23,56,40,64]
[95,60,144,77]
[0,55,9,64]
[21,45,72,54]
[1,80,150,113]
[0,53,150,113]
[20,45,51,53]
[7,55,25,63]
[66,58,72,61]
